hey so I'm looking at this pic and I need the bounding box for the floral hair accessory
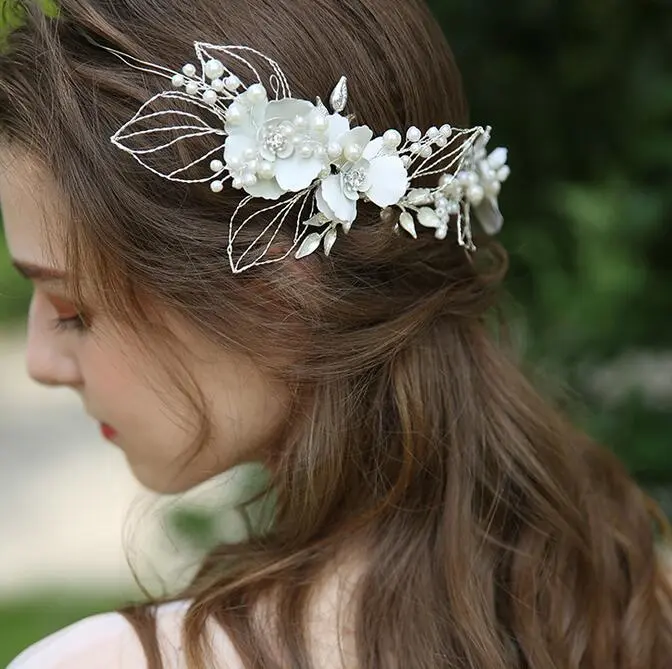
[108,43,510,273]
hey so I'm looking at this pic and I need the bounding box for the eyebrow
[11,260,68,281]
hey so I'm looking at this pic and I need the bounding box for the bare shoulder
[6,600,244,669]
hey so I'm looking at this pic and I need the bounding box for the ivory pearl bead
[343,144,362,162]
[257,162,275,180]
[298,144,314,158]
[383,129,402,148]
[311,115,328,132]
[204,59,225,80]
[327,142,343,159]
[203,89,218,105]
[406,126,422,142]
[247,84,266,103]
[226,105,244,125]
[224,75,241,91]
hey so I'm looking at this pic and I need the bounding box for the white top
[8,561,361,668]
[6,600,244,669]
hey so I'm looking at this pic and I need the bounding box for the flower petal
[275,154,323,192]
[487,147,508,170]
[316,186,337,221]
[319,175,357,223]
[265,99,315,124]
[244,178,286,200]
[327,113,351,143]
[365,156,408,208]
[342,125,373,150]
[362,137,394,161]
[249,98,267,129]
[473,197,504,235]
[224,134,256,163]
[224,103,256,138]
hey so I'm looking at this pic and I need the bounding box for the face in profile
[0,146,291,493]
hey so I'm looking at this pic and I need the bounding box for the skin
[0,147,291,493]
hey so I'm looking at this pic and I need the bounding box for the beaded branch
[108,42,510,273]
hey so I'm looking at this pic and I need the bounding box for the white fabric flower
[316,134,408,224]
[472,146,510,235]
[326,112,351,147]
[224,88,330,199]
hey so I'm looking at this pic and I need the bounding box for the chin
[129,462,221,495]
[127,464,186,494]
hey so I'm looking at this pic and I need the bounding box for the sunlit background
[1,0,671,664]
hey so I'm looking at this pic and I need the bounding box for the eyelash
[51,314,89,334]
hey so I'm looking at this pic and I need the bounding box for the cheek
[78,338,163,434]
[79,343,135,405]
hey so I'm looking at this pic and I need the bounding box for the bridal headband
[108,43,510,273]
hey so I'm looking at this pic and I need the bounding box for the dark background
[431,0,672,491]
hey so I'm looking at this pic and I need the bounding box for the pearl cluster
[441,149,509,209]
[170,58,243,106]
[208,81,337,191]
[395,135,510,241]
[398,124,453,168]
[257,113,330,162]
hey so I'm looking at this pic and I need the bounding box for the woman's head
[2,1,672,668]
[0,0,487,494]
[0,147,292,492]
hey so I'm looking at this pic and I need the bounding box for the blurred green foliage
[0,3,670,465]
[429,0,672,482]
[0,592,129,666]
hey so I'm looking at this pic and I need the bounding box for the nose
[25,291,82,388]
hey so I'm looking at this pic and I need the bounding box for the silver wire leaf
[229,189,316,273]
[111,91,227,182]
[405,126,484,182]
[193,43,292,100]
[101,45,180,82]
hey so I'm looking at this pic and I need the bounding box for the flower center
[343,167,367,192]
[264,131,289,154]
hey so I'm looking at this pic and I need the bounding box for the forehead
[0,145,67,270]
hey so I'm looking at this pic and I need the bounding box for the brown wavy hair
[2,0,672,667]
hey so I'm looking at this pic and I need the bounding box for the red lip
[100,423,118,440]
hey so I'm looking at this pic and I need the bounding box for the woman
[1,0,671,667]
